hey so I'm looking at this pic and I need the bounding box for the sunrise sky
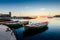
[0,0,60,16]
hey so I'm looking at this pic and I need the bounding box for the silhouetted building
[9,12,11,17]
[0,13,11,21]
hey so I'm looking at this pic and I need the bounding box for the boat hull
[24,25,48,31]
[23,25,48,37]
[5,24,22,29]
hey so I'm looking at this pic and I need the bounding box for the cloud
[40,8,46,11]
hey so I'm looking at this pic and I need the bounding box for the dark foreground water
[14,18,60,40]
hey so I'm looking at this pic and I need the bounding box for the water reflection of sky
[14,18,60,40]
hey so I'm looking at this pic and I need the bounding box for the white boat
[0,25,16,40]
[24,21,48,30]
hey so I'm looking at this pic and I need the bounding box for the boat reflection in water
[23,26,48,38]
[14,26,48,40]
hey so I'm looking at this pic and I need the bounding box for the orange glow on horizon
[11,13,60,17]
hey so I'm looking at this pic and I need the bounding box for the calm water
[13,18,60,40]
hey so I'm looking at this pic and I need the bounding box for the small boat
[16,20,29,25]
[5,22,22,29]
[23,25,48,37]
[5,21,29,29]
[0,20,29,29]
[0,21,23,29]
[24,21,48,31]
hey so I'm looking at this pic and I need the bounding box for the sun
[36,16,40,19]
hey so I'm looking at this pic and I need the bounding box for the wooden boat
[0,21,23,29]
[16,20,29,25]
[23,25,48,37]
[5,21,29,29]
[24,21,48,31]
[0,20,29,29]
[5,22,22,29]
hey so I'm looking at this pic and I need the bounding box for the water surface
[14,18,60,40]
